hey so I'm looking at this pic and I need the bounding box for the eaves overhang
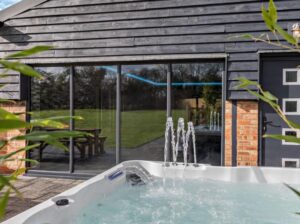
[0,0,48,23]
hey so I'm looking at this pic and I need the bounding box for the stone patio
[3,177,83,222]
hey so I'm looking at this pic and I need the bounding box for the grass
[32,109,187,149]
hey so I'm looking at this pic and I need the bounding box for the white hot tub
[3,161,300,224]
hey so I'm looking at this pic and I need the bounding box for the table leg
[39,146,43,162]
[88,137,93,158]
[94,130,100,155]
[38,142,47,162]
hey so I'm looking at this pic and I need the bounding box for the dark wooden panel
[0,33,232,51]
[228,80,258,90]
[0,92,20,99]
[0,33,273,51]
[0,45,225,58]
[4,11,299,36]
[226,21,291,33]
[35,0,258,9]
[0,84,20,91]
[228,61,258,72]
[15,1,300,19]
[227,90,257,100]
[7,6,300,27]
[0,25,226,43]
[0,68,19,75]
[228,71,259,80]
[35,0,150,8]
[225,42,282,53]
[0,75,20,83]
[229,53,258,61]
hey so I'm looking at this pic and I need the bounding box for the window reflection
[28,62,224,175]
[30,67,70,171]
[172,63,223,165]
[74,66,116,174]
[121,64,167,161]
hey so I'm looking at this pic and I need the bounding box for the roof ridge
[0,0,48,22]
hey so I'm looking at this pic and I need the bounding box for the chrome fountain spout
[175,118,185,164]
[164,117,176,166]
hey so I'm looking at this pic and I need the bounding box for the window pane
[30,67,70,171]
[285,101,297,113]
[285,71,298,83]
[285,131,297,137]
[74,66,116,175]
[121,64,167,161]
[172,63,223,165]
[284,161,298,168]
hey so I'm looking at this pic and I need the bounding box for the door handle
[264,121,273,125]
[262,118,281,134]
[264,121,281,128]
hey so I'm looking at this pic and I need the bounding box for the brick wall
[236,101,258,166]
[224,101,232,166]
[224,100,259,166]
[0,102,26,174]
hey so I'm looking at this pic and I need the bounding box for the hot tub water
[73,177,300,224]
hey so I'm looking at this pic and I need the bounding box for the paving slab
[2,177,83,222]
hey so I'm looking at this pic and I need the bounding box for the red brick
[0,102,26,174]
[236,101,258,166]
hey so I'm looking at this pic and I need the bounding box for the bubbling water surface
[73,178,300,224]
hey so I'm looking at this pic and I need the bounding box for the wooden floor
[3,177,83,222]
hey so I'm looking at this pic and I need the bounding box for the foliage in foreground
[235,0,300,213]
[237,0,300,150]
[0,46,90,218]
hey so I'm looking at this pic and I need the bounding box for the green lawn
[32,109,186,149]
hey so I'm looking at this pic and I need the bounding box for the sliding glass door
[121,65,168,161]
[29,67,70,171]
[73,66,116,174]
[28,61,224,176]
[172,63,223,165]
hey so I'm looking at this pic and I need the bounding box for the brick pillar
[0,102,26,174]
[224,101,232,166]
[236,101,258,166]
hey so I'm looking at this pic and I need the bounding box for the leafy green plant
[0,46,90,218]
[236,0,300,213]
[237,0,300,151]
[236,0,299,52]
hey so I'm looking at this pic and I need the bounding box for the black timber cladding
[0,0,299,99]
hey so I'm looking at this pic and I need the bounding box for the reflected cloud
[0,0,21,10]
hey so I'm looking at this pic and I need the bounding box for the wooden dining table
[75,128,103,156]
[35,128,103,161]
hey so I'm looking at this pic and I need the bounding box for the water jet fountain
[164,117,197,167]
